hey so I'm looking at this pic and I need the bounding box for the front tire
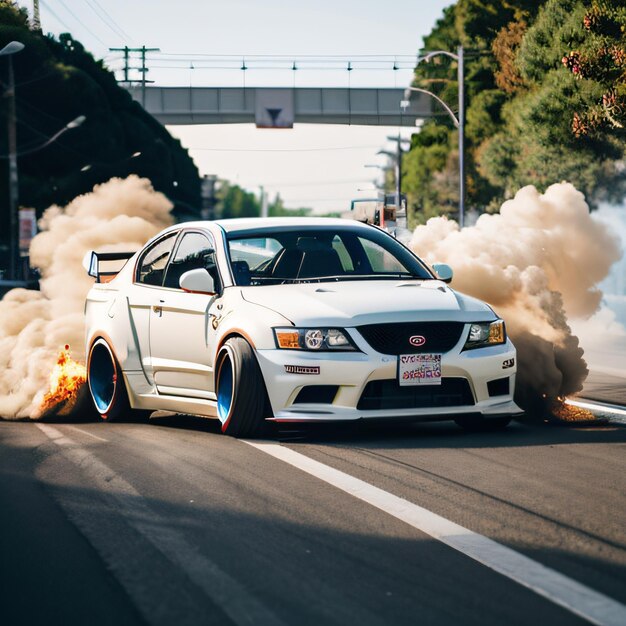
[87,338,150,422]
[216,337,268,438]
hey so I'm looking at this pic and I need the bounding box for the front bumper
[255,334,522,423]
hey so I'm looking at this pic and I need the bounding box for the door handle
[153,305,163,316]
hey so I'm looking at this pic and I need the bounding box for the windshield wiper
[276,274,427,284]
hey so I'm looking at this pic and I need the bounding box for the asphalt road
[580,337,626,406]
[1,413,625,626]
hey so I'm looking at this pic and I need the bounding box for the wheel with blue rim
[87,338,150,422]
[216,337,268,437]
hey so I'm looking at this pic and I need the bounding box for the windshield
[226,226,434,286]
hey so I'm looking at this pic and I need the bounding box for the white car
[83,217,522,436]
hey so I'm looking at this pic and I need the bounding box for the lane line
[36,424,284,626]
[65,425,109,442]
[245,440,626,626]
[566,398,626,425]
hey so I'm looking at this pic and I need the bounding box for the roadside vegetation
[402,0,626,225]
[0,0,201,231]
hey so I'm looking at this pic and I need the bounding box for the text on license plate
[399,353,442,386]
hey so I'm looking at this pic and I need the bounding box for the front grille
[357,377,475,411]
[357,322,465,355]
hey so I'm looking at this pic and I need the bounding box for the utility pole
[31,0,41,31]
[402,46,466,228]
[457,45,465,229]
[260,186,269,218]
[110,46,130,82]
[383,135,410,233]
[7,54,19,280]
[109,46,160,106]
[1,42,25,281]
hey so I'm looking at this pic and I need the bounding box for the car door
[149,231,222,399]
[126,231,179,385]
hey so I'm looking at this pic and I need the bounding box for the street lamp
[0,112,86,279]
[402,46,466,228]
[1,41,25,280]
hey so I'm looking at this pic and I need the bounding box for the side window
[136,234,177,286]
[358,236,408,274]
[163,232,221,291]
[229,237,282,271]
[332,235,354,271]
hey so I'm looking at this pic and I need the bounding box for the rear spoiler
[82,251,135,283]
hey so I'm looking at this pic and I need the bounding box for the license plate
[398,353,442,386]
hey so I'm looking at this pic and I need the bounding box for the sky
[18,0,455,212]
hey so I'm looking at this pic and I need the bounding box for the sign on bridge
[127,86,432,127]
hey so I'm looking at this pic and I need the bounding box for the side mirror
[179,268,216,295]
[432,263,453,283]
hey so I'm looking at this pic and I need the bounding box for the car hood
[240,280,495,326]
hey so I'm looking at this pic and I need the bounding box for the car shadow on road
[142,411,626,450]
[272,418,626,449]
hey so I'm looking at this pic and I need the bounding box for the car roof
[173,217,372,234]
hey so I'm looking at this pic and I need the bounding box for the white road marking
[566,398,626,425]
[65,425,109,442]
[36,424,284,626]
[245,440,626,626]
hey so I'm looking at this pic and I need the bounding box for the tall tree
[402,0,625,223]
[0,0,201,269]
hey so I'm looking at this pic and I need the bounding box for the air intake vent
[294,385,339,405]
[358,378,474,411]
[487,377,510,397]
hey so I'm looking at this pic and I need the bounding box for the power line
[187,145,380,153]
[262,178,375,188]
[39,0,72,32]
[82,0,129,41]
[153,53,419,59]
[41,0,108,47]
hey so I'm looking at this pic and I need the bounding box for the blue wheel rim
[89,342,116,414]
[217,355,233,423]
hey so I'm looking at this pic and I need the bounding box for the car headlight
[274,327,357,351]
[463,319,506,350]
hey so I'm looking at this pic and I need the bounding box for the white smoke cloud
[410,182,622,409]
[0,176,173,419]
[0,178,620,420]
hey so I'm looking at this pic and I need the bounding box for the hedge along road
[1,415,625,626]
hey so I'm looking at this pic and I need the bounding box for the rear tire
[87,339,151,422]
[454,415,512,432]
[216,337,268,438]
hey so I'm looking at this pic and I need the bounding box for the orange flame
[39,345,87,416]
[550,397,596,423]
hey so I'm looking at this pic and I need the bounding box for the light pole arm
[403,86,459,128]
[420,50,459,63]
[0,116,85,159]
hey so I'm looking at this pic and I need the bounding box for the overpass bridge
[127,86,432,127]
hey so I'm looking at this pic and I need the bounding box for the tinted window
[226,226,433,285]
[359,237,406,274]
[137,234,177,286]
[163,232,221,291]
